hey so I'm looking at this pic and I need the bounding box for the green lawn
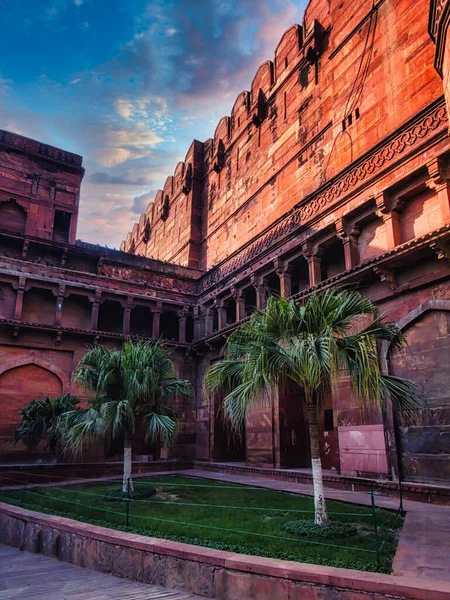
[0,475,403,572]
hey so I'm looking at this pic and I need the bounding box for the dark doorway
[290,256,309,295]
[53,210,71,243]
[226,298,236,325]
[278,380,311,468]
[213,394,246,462]
[265,272,280,297]
[98,300,124,333]
[244,286,257,316]
[160,310,179,341]
[321,238,346,281]
[130,305,153,337]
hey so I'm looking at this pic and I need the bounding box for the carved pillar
[336,219,360,270]
[427,157,450,224]
[375,191,401,250]
[251,275,267,309]
[231,286,246,321]
[90,290,102,330]
[152,302,162,338]
[53,284,66,326]
[274,259,292,297]
[303,244,322,286]
[193,306,204,339]
[205,307,214,337]
[122,297,134,335]
[215,297,227,330]
[13,276,26,320]
[178,308,188,344]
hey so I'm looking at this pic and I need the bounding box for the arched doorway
[389,308,450,484]
[0,199,27,233]
[0,364,63,458]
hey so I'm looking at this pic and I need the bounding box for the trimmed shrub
[103,486,156,502]
[283,519,360,540]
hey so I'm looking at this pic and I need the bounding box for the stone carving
[98,263,196,293]
[198,101,448,292]
[0,130,83,168]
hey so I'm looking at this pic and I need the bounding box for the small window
[355,107,360,120]
[348,114,353,126]
[342,119,347,131]
[237,117,241,127]
[324,409,334,432]
[284,57,289,69]
[53,210,71,242]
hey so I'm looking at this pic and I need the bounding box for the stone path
[178,469,450,584]
[0,544,206,600]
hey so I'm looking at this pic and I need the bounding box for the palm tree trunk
[307,405,329,526]
[122,433,134,494]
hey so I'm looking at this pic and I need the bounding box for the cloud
[91,148,133,167]
[131,191,157,214]
[89,170,154,186]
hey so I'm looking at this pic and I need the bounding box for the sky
[0,0,307,247]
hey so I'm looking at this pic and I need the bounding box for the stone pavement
[0,544,208,600]
[177,469,450,584]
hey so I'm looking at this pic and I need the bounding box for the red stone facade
[1,0,450,485]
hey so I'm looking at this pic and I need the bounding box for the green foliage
[283,519,362,540]
[60,341,194,456]
[103,486,156,502]
[204,290,423,431]
[11,394,80,452]
[0,475,401,574]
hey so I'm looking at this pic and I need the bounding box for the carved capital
[231,285,245,300]
[430,239,450,261]
[273,258,292,277]
[373,266,396,291]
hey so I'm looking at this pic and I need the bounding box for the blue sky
[0,0,306,247]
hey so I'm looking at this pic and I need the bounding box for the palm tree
[60,341,194,492]
[12,394,80,454]
[204,290,422,526]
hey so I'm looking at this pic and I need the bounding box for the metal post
[21,474,28,505]
[398,475,405,516]
[126,478,130,527]
[371,490,380,569]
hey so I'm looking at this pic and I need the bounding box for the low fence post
[370,490,380,569]
[398,475,405,516]
[21,473,28,505]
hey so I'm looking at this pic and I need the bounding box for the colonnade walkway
[0,544,206,600]
[178,468,450,584]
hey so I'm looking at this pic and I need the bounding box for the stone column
[427,157,450,224]
[215,297,227,330]
[231,286,246,321]
[122,297,134,335]
[193,306,204,340]
[251,275,267,309]
[303,244,322,287]
[178,308,188,343]
[336,219,360,270]
[90,290,102,330]
[274,259,292,297]
[53,284,66,326]
[375,191,401,250]
[204,307,214,336]
[13,276,26,320]
[152,302,162,338]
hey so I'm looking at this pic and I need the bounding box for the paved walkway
[178,469,450,584]
[0,544,206,600]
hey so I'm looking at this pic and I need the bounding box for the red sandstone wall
[122,0,444,271]
[0,131,84,245]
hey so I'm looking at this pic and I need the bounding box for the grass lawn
[0,475,403,572]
